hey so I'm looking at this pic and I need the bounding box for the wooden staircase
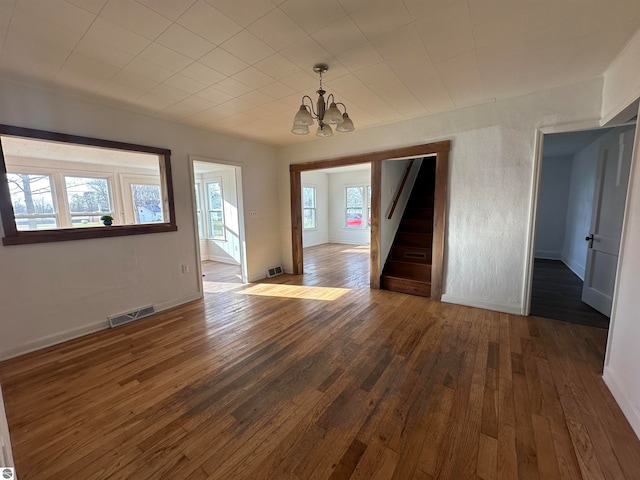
[381,161,436,297]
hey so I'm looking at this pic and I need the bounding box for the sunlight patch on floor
[236,283,350,301]
[340,246,370,254]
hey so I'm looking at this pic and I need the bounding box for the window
[345,185,371,229]
[207,180,225,239]
[65,176,112,227]
[0,124,176,245]
[302,186,316,229]
[8,173,58,230]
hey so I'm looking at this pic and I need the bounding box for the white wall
[279,79,603,314]
[602,30,640,441]
[327,169,371,245]
[604,104,640,439]
[0,78,278,360]
[602,29,640,123]
[534,155,572,260]
[301,171,329,248]
[380,158,423,269]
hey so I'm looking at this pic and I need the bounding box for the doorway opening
[529,124,636,328]
[190,158,247,293]
[300,165,371,288]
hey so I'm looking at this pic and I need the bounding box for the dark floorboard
[530,259,609,329]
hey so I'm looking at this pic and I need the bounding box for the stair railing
[387,159,414,219]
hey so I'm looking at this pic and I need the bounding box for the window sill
[2,223,178,246]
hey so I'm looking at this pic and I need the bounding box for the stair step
[403,206,434,219]
[395,232,432,248]
[407,196,434,208]
[399,218,432,234]
[381,275,431,297]
[391,245,432,264]
[384,260,431,281]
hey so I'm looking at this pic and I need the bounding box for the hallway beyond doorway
[530,259,609,329]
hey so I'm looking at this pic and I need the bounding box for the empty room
[1,1,640,479]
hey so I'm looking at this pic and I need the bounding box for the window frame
[302,185,317,230]
[345,184,370,229]
[0,124,177,246]
[206,178,225,240]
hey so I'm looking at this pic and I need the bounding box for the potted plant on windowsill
[100,215,114,226]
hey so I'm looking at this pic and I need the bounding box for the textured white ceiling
[1,0,639,146]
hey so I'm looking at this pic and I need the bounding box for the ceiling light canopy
[291,63,355,137]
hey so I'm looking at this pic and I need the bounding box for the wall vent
[404,251,427,260]
[266,266,283,278]
[108,305,155,328]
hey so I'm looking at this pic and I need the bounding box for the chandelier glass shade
[291,63,355,137]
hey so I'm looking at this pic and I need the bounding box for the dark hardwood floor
[530,259,609,329]
[0,245,638,479]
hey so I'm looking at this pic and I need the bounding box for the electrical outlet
[249,210,258,218]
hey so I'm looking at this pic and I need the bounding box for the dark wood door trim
[289,141,450,294]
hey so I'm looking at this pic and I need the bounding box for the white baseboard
[562,255,585,281]
[0,320,108,362]
[603,367,640,440]
[207,255,239,265]
[0,294,202,362]
[441,294,522,315]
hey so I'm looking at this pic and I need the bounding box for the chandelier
[291,63,355,137]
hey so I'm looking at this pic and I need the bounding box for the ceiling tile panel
[349,0,412,40]
[156,24,216,60]
[219,30,276,65]
[435,52,486,107]
[137,43,193,73]
[258,81,297,100]
[0,32,70,81]
[163,73,208,94]
[124,57,175,83]
[84,17,151,56]
[65,0,108,15]
[197,85,234,104]
[472,8,529,48]
[17,0,95,32]
[212,77,254,96]
[56,52,120,92]
[248,8,308,51]
[237,90,276,107]
[74,37,135,68]
[279,0,348,34]
[199,48,249,76]
[180,62,227,85]
[311,16,368,56]
[136,0,197,20]
[8,7,88,51]
[254,54,300,80]
[101,0,172,40]
[162,95,217,118]
[337,43,384,72]
[371,24,424,62]
[416,2,476,63]
[279,70,319,91]
[206,0,276,27]
[280,36,333,70]
[232,67,275,89]
[135,83,191,110]
[99,70,159,101]
[177,1,242,45]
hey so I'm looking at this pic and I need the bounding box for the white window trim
[302,184,317,230]
[345,184,371,230]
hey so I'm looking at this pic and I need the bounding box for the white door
[582,129,635,316]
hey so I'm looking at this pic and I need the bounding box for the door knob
[585,234,594,248]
